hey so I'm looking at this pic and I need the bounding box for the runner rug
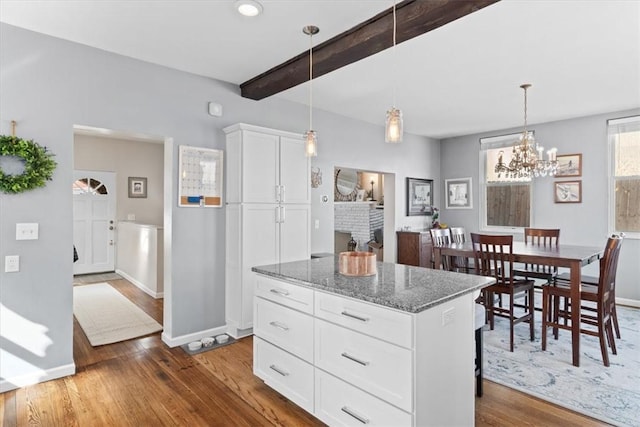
[483,303,640,427]
[73,283,162,346]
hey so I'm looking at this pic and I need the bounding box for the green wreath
[0,135,57,194]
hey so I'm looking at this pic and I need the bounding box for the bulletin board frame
[178,145,224,207]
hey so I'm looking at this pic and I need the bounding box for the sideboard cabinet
[396,230,433,268]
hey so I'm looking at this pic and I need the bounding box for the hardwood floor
[1,278,611,426]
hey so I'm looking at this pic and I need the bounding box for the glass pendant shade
[305,130,317,157]
[385,107,403,143]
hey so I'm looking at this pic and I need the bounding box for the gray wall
[441,110,640,301]
[0,23,438,389]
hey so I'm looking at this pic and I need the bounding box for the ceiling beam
[240,0,500,100]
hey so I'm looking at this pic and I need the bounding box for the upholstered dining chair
[471,233,535,352]
[541,235,623,367]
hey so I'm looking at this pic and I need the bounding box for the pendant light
[385,0,403,143]
[303,25,319,157]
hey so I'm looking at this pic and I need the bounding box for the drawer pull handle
[269,321,289,331]
[341,311,370,322]
[269,364,289,377]
[341,406,370,424]
[270,288,290,297]
[341,352,370,366]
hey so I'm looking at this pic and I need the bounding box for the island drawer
[254,337,314,413]
[255,275,314,314]
[314,291,413,348]
[314,319,413,412]
[254,297,313,361]
[315,369,412,427]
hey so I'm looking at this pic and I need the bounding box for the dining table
[432,240,604,367]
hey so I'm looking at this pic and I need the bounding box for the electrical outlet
[442,307,455,326]
[5,255,19,273]
[16,223,38,240]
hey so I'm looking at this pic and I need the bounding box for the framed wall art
[406,177,433,216]
[554,180,582,203]
[128,177,147,198]
[445,177,472,209]
[555,153,582,177]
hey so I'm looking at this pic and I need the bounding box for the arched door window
[72,177,108,195]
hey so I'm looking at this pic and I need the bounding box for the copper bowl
[338,251,377,276]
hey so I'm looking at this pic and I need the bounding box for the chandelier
[495,84,558,179]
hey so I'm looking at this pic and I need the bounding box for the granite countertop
[252,256,495,314]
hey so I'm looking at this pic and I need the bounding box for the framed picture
[555,153,582,177]
[406,177,433,216]
[554,180,582,203]
[445,177,472,209]
[128,177,147,198]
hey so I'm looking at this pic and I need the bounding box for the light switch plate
[16,223,39,240]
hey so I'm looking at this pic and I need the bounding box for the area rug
[73,272,122,285]
[484,303,640,427]
[73,283,162,346]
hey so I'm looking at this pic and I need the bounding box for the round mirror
[335,168,358,200]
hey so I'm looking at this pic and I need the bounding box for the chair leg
[475,327,483,397]
[509,292,515,352]
[612,304,621,339]
[528,288,535,341]
[541,287,548,351]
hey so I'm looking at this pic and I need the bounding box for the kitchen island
[251,256,494,426]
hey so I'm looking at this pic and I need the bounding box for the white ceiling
[1,0,639,139]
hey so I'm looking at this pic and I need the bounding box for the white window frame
[479,132,533,233]
[608,115,640,239]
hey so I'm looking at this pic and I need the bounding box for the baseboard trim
[0,363,76,393]
[116,269,163,299]
[161,326,228,348]
[617,297,640,309]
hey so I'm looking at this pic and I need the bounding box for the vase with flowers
[431,207,447,229]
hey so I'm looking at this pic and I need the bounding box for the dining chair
[471,233,535,352]
[513,228,560,312]
[429,228,453,270]
[541,235,623,367]
[449,227,474,273]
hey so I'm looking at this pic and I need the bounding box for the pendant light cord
[309,32,313,130]
[392,0,397,108]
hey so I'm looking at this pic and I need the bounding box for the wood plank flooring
[1,278,611,426]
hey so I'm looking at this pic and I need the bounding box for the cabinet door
[242,204,279,328]
[279,136,310,204]
[242,130,279,203]
[279,204,310,263]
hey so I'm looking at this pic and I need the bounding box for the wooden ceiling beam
[240,0,500,100]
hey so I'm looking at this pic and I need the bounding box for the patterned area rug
[73,272,122,285]
[484,303,640,427]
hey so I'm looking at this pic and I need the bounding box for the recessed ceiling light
[235,0,263,17]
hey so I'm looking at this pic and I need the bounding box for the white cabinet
[253,274,477,426]
[224,124,310,204]
[224,124,311,338]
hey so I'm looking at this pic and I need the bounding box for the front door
[73,170,116,274]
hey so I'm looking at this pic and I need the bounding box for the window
[479,133,532,231]
[608,116,640,238]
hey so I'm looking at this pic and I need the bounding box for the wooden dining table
[432,240,604,367]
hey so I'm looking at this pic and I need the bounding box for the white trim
[116,269,163,299]
[0,363,75,393]
[607,115,640,126]
[161,325,229,348]
[617,297,640,309]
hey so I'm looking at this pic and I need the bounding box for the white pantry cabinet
[224,124,311,338]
